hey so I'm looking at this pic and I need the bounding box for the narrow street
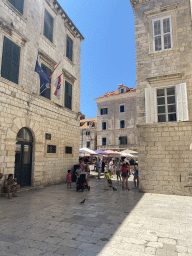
[0,176,191,256]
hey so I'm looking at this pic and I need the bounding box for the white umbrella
[79,147,98,155]
[120,152,134,157]
[120,149,138,154]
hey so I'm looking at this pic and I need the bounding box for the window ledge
[137,121,191,128]
[146,72,183,84]
[3,0,27,23]
[64,56,75,67]
[0,17,28,46]
[41,34,56,49]
[145,3,178,17]
[0,76,20,88]
[148,48,179,57]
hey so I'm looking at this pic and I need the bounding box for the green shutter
[65,81,72,109]
[1,37,20,84]
[66,36,73,61]
[1,37,12,81]
[44,10,53,42]
[8,0,24,14]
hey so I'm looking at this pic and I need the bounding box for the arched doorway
[15,128,33,187]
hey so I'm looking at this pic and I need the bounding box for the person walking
[102,159,105,173]
[129,157,135,175]
[121,163,130,190]
[67,170,72,189]
[97,158,102,180]
[116,158,121,181]
[105,170,117,191]
[134,163,139,188]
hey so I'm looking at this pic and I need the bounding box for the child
[67,170,72,189]
[105,170,117,191]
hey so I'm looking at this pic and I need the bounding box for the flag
[47,62,61,88]
[53,74,62,99]
[35,54,50,90]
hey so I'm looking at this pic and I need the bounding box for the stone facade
[0,0,84,186]
[94,84,137,151]
[130,0,192,195]
[80,116,97,150]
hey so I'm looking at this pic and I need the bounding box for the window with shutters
[65,80,72,109]
[87,141,90,148]
[120,120,125,129]
[100,108,108,115]
[44,9,54,43]
[157,87,176,122]
[102,122,106,130]
[66,35,73,61]
[86,131,90,136]
[120,105,124,112]
[102,138,106,146]
[40,63,51,100]
[8,0,24,14]
[119,136,127,145]
[152,16,172,52]
[1,37,20,84]
[145,83,189,124]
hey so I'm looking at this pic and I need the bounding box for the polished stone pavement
[0,176,192,256]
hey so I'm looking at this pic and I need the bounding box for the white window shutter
[145,88,157,123]
[176,83,189,121]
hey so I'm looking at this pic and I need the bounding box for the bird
[80,199,86,204]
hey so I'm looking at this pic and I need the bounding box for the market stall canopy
[120,152,134,157]
[95,149,109,155]
[79,147,98,155]
[79,153,90,157]
[120,149,138,154]
[106,150,121,155]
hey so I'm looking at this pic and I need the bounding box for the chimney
[80,115,85,120]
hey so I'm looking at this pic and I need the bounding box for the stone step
[1,185,43,197]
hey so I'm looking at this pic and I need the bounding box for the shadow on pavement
[0,176,144,256]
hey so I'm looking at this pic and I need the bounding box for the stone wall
[0,0,83,186]
[131,0,192,195]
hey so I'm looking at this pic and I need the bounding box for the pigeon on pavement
[80,199,86,204]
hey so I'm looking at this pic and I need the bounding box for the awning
[79,147,98,155]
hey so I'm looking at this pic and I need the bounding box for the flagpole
[48,62,61,78]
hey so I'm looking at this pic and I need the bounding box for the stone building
[94,84,137,151]
[130,0,192,195]
[80,116,97,150]
[0,0,84,187]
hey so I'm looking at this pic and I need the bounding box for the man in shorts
[116,158,121,181]
[97,158,102,180]
[129,158,135,175]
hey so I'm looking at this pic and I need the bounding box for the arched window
[16,128,33,142]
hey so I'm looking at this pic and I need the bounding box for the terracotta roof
[96,87,136,99]
[80,117,97,129]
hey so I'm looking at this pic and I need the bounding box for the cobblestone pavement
[0,176,192,256]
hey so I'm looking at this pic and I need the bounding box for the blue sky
[59,0,135,118]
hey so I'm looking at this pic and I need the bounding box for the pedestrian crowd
[0,156,138,197]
